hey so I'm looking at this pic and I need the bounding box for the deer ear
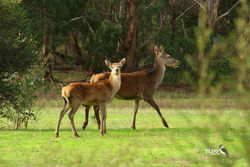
[160,45,164,54]
[160,45,164,50]
[120,58,126,66]
[153,45,160,55]
[105,60,111,68]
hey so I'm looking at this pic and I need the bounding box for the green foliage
[18,0,247,87]
[0,70,43,128]
[21,0,126,72]
[0,1,44,129]
[134,0,199,85]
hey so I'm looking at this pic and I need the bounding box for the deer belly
[114,94,140,100]
[81,95,113,106]
[116,87,142,100]
[82,101,99,106]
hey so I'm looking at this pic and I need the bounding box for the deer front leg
[68,103,81,137]
[131,99,140,129]
[99,104,107,135]
[103,107,107,134]
[55,98,71,137]
[145,98,169,128]
[94,105,101,129]
[82,105,90,130]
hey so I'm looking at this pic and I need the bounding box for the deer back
[90,71,156,100]
[62,81,114,105]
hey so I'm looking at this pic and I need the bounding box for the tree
[124,0,138,72]
[0,1,43,129]
[206,0,241,29]
[70,31,84,67]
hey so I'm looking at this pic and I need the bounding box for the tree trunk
[170,0,177,31]
[70,31,84,68]
[124,0,138,72]
[43,33,54,82]
[207,0,219,29]
[14,111,19,130]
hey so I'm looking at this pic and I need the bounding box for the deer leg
[55,98,71,137]
[94,105,101,129]
[99,104,107,135]
[145,98,169,128]
[131,99,140,129]
[68,102,81,137]
[82,106,90,130]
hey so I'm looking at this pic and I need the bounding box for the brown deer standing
[82,45,180,130]
[55,58,126,137]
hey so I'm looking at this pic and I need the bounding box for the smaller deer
[55,58,126,137]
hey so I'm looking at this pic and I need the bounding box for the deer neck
[108,73,121,96]
[152,56,166,89]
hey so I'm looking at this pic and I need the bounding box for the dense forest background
[0,0,249,127]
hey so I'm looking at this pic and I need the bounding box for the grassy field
[0,89,249,167]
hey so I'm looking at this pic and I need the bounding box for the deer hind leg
[55,97,71,137]
[131,99,140,129]
[94,105,101,129]
[99,104,107,135]
[144,98,169,128]
[82,105,90,130]
[68,101,81,137]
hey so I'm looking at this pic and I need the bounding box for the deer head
[105,58,126,76]
[153,45,180,68]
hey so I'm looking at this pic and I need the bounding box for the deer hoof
[82,122,88,130]
[131,126,136,130]
[163,121,169,128]
[74,134,80,137]
[55,133,59,138]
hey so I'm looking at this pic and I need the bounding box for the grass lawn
[0,91,249,167]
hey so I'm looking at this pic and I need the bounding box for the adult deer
[82,45,180,130]
[55,58,126,137]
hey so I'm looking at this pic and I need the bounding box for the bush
[0,70,43,129]
[0,1,44,129]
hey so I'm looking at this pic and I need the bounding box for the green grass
[0,93,249,167]
[52,70,88,82]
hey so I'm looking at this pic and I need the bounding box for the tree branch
[181,19,187,37]
[176,2,196,20]
[193,0,206,12]
[87,22,94,34]
[144,0,157,9]
[70,16,85,22]
[114,12,122,27]
[137,13,165,50]
[215,0,241,23]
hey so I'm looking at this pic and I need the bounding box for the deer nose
[116,69,119,73]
